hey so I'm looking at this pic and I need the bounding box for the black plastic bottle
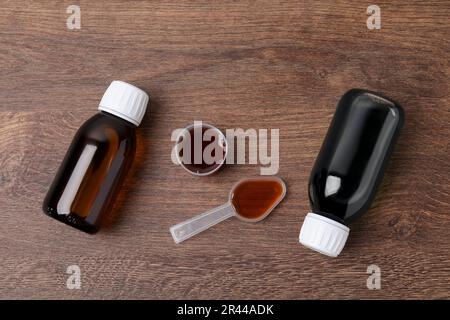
[299,89,404,257]
[43,81,149,233]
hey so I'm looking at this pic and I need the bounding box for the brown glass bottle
[299,89,404,257]
[43,81,149,233]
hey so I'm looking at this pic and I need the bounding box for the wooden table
[0,1,449,299]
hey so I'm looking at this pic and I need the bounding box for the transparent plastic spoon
[170,177,286,243]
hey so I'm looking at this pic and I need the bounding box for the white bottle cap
[99,80,149,126]
[299,212,349,257]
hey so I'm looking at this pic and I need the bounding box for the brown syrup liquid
[178,125,226,175]
[230,178,285,220]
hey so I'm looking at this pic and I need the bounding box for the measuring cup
[175,122,228,176]
[170,177,286,243]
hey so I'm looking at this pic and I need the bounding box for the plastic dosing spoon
[170,177,286,243]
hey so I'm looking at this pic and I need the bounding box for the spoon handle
[170,202,235,243]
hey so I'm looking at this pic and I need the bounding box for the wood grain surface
[0,1,449,299]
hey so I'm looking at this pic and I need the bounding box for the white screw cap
[99,80,149,126]
[299,212,350,257]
